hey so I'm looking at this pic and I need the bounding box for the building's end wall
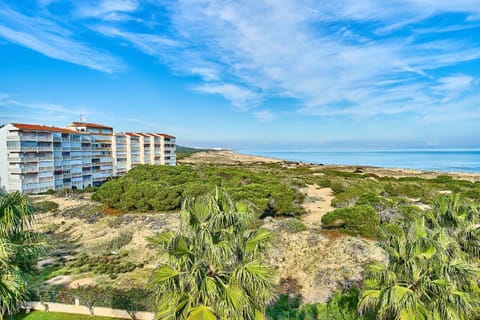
[0,125,9,193]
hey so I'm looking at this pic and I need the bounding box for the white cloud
[193,83,261,111]
[0,4,123,73]
[5,0,480,121]
[77,0,139,19]
[433,75,475,102]
[190,67,220,81]
[94,26,178,55]
[0,94,94,125]
[156,0,480,117]
[254,109,277,122]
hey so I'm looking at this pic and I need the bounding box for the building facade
[0,122,176,193]
[124,132,176,169]
[66,122,114,186]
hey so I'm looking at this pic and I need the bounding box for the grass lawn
[11,311,123,320]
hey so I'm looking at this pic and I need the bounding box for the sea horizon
[236,149,480,173]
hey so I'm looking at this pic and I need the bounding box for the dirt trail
[300,185,334,227]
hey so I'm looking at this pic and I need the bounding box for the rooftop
[157,133,175,139]
[11,123,81,134]
[68,122,113,129]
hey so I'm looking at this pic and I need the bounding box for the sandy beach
[181,150,480,182]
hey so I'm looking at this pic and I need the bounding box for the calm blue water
[237,150,480,173]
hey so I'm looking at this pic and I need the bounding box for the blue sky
[0,0,479,149]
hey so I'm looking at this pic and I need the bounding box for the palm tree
[358,215,479,320]
[0,192,46,318]
[426,194,480,259]
[148,188,275,320]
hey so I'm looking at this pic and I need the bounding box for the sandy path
[301,185,334,226]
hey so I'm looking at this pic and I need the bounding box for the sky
[0,0,479,149]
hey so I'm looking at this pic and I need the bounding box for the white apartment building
[124,132,176,169]
[0,122,176,193]
[0,123,93,193]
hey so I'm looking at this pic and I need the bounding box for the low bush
[266,294,301,320]
[34,201,59,213]
[278,218,307,233]
[266,288,371,320]
[321,205,380,238]
[70,252,139,278]
[105,230,133,251]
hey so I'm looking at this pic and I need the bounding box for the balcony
[10,165,39,174]
[39,176,54,182]
[22,177,39,184]
[7,134,52,141]
[7,146,53,152]
[8,156,34,163]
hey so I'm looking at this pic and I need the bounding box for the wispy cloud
[254,109,277,122]
[93,26,178,55]
[2,0,479,122]
[0,3,123,73]
[193,83,261,111]
[0,94,93,125]
[76,0,139,20]
[152,0,480,118]
[432,75,475,102]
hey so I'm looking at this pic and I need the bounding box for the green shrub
[356,192,387,209]
[266,288,371,320]
[106,230,133,251]
[34,200,59,213]
[321,205,380,238]
[266,294,301,320]
[331,189,363,208]
[70,252,140,276]
[278,218,307,233]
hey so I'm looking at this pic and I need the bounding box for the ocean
[237,150,480,173]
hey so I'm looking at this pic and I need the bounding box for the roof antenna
[79,114,86,123]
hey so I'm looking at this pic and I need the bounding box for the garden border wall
[26,301,155,320]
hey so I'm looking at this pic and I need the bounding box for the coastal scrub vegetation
[93,161,480,222]
[26,159,480,319]
[93,164,305,216]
